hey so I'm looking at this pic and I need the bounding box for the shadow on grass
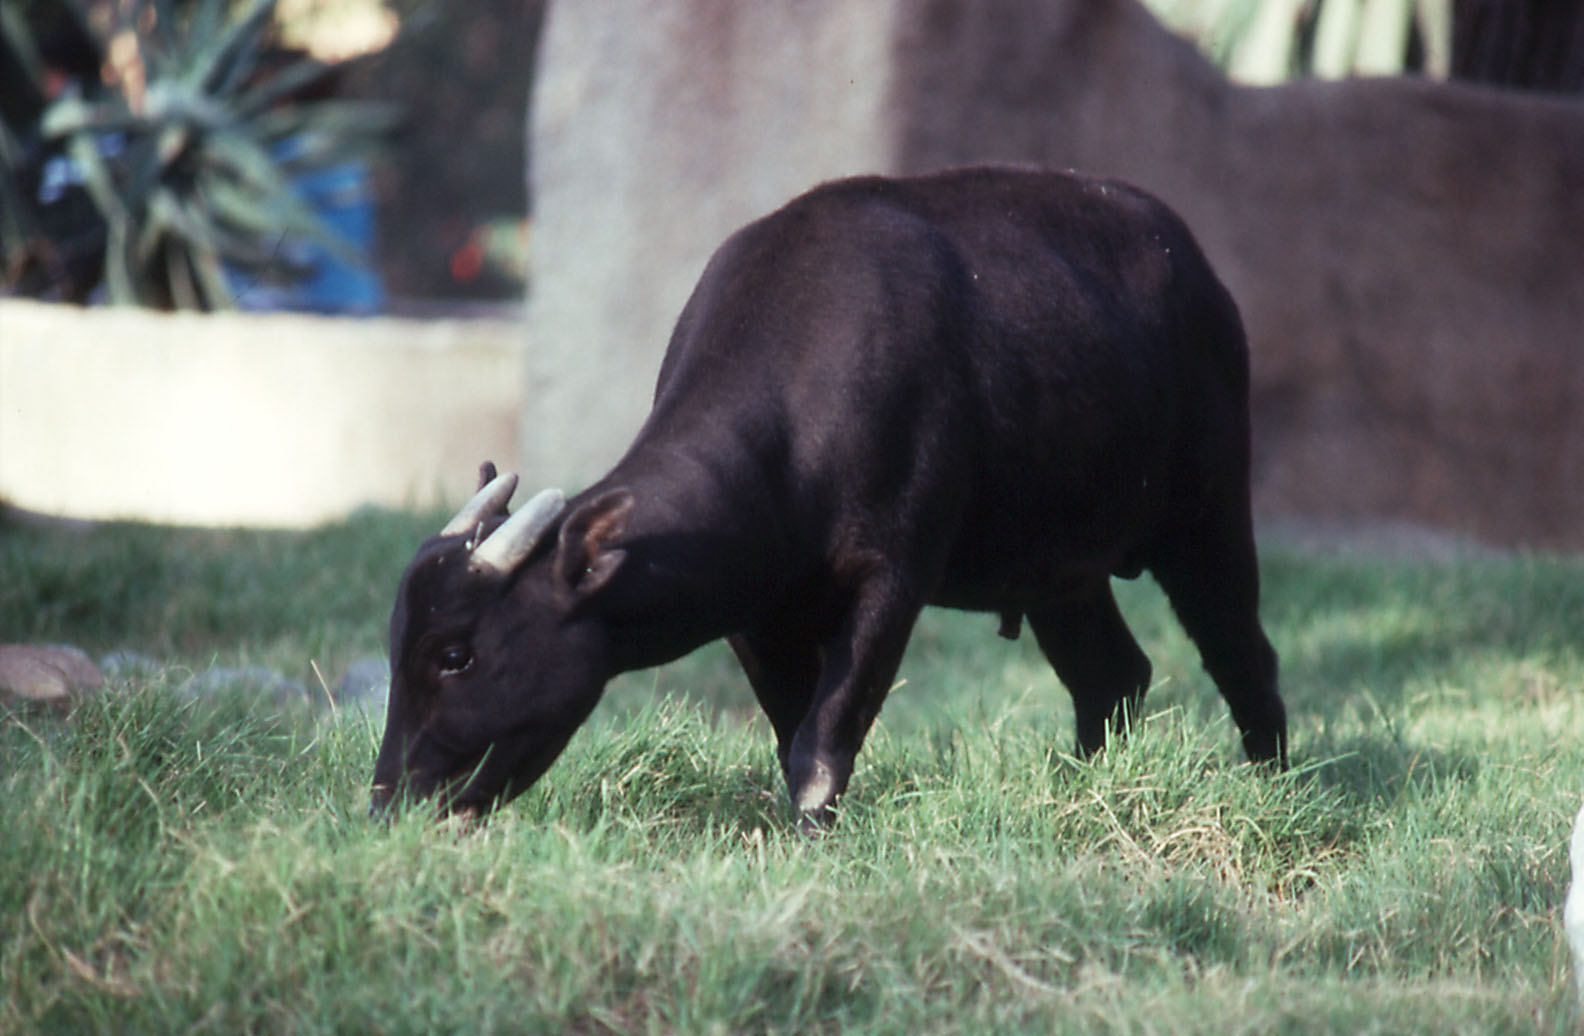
[1298,734,1485,811]
[1263,550,1584,715]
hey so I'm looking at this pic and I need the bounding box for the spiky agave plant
[1143,0,1451,84]
[15,0,396,309]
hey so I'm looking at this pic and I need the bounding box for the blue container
[229,141,387,314]
[283,160,386,314]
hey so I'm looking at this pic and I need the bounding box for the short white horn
[439,473,519,537]
[469,488,567,575]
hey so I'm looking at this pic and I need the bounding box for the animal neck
[581,445,793,674]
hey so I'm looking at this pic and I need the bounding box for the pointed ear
[554,490,635,602]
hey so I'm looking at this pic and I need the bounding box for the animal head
[370,463,634,817]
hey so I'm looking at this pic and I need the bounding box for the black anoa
[371,166,1287,826]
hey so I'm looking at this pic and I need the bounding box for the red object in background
[450,239,484,283]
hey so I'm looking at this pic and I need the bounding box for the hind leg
[1027,580,1153,757]
[1149,509,1286,766]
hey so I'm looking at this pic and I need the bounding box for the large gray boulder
[526,0,1584,548]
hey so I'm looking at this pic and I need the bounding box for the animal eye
[436,644,473,676]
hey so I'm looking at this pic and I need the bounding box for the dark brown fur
[372,167,1286,824]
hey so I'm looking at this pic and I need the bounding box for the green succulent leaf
[40,96,138,139]
[193,0,278,97]
[63,132,129,230]
[256,103,404,159]
[0,121,40,269]
[0,3,48,107]
[197,141,361,267]
[235,57,342,117]
[174,195,239,310]
[201,130,301,202]
[143,80,234,134]
[201,175,292,237]
[102,221,137,306]
[170,251,198,308]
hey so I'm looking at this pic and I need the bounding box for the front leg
[784,576,922,830]
[729,629,820,777]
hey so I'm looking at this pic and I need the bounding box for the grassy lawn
[2,507,1582,1033]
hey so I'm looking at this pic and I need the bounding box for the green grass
[3,507,1583,1033]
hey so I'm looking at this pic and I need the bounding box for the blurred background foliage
[1,0,1576,311]
[0,0,398,309]
[336,0,542,305]
[1145,0,1451,81]
[0,0,540,310]
[1147,0,1584,89]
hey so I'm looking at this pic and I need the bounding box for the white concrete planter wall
[0,299,526,527]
